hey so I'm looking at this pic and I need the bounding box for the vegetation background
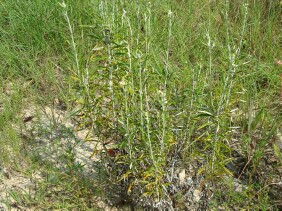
[0,0,281,210]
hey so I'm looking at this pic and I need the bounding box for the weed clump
[67,0,281,210]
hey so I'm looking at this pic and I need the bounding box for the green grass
[0,0,281,210]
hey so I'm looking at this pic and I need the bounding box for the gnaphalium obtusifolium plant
[63,0,282,209]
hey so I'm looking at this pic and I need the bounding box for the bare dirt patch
[0,101,121,210]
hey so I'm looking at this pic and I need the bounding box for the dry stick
[237,155,253,180]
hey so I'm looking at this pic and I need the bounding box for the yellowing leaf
[127,182,134,193]
[117,170,131,182]
[71,76,80,81]
[197,166,206,176]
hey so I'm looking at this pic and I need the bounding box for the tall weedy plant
[66,0,281,209]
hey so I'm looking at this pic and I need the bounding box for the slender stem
[60,1,80,76]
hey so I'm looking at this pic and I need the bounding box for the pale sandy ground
[0,102,119,211]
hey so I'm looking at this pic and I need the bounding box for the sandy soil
[0,101,119,211]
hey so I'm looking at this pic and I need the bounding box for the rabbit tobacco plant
[67,0,282,209]
[70,3,178,207]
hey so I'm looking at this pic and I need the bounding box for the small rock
[186,177,193,186]
[193,189,201,202]
[276,130,282,150]
[179,169,185,186]
[0,203,8,211]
